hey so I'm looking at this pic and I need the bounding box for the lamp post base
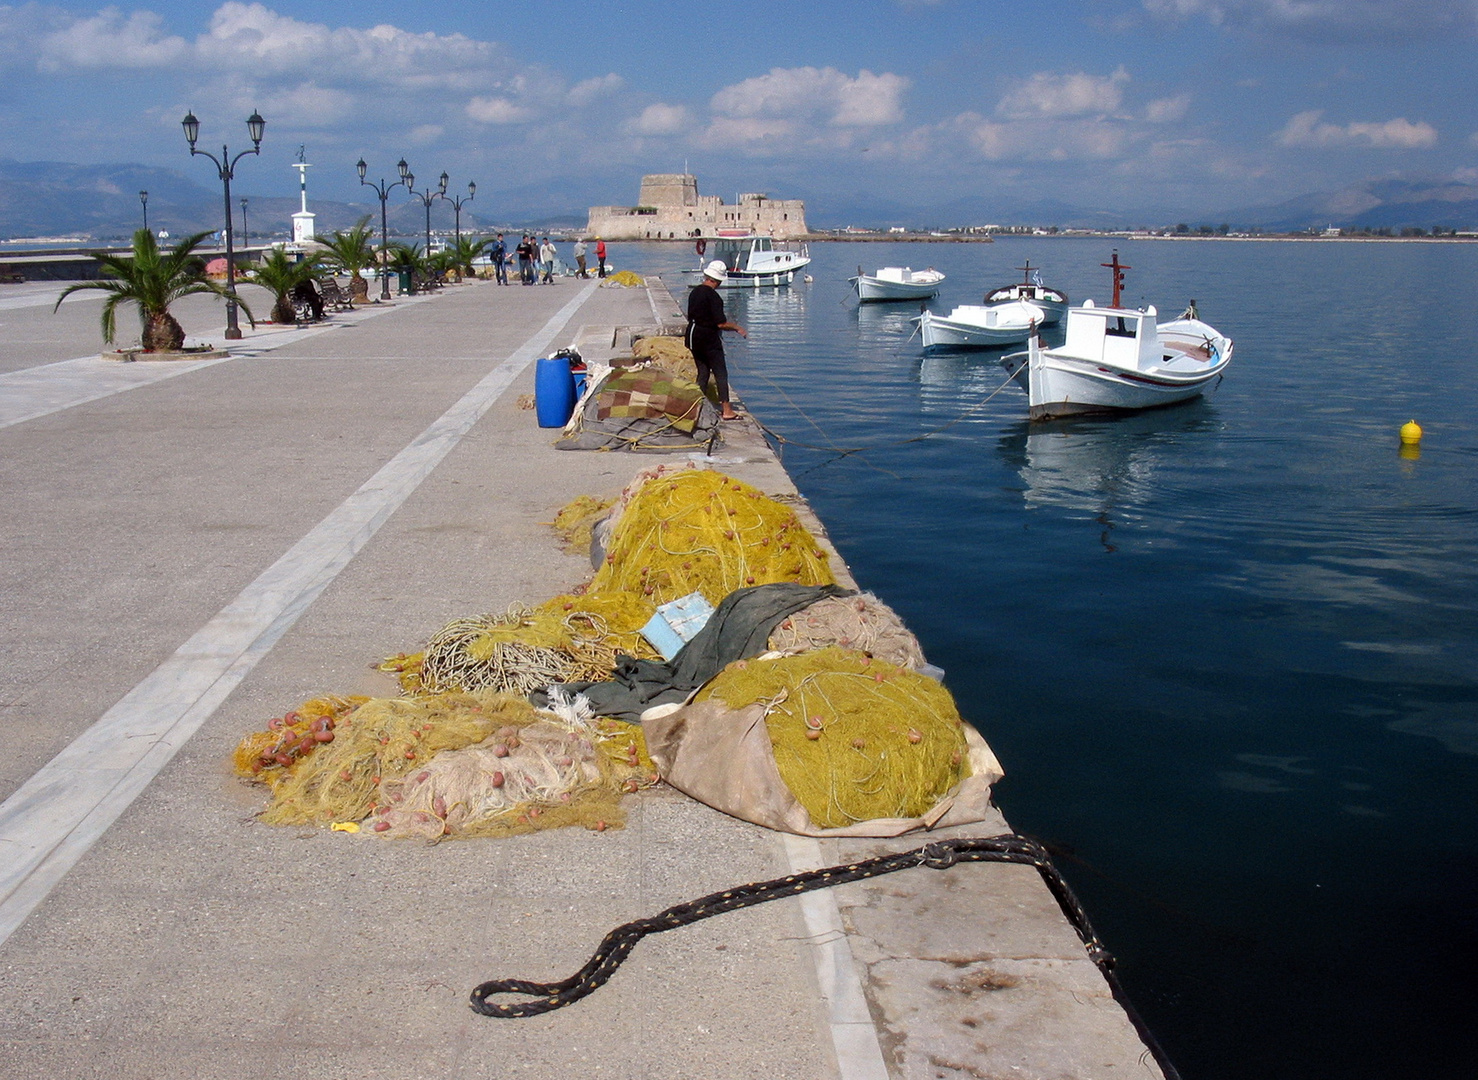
[225,328,244,340]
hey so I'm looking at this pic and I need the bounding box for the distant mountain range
[1217,176,1478,232]
[2,158,1475,239]
[0,158,587,241]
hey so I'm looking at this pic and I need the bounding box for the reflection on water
[998,402,1221,522]
[623,239,1478,1080]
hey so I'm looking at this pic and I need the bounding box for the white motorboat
[983,261,1069,326]
[686,235,810,287]
[918,298,1047,350]
[999,254,1233,420]
[851,266,945,302]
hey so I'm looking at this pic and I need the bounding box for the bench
[318,277,354,312]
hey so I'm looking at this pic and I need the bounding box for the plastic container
[535,357,577,427]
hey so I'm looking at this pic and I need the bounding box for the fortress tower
[586,174,807,240]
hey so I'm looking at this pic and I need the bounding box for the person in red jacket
[595,237,607,278]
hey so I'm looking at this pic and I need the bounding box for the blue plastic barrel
[535,357,576,427]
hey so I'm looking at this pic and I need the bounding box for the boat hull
[855,271,944,302]
[919,299,1047,350]
[1001,324,1231,420]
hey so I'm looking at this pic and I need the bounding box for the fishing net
[371,711,656,840]
[551,494,616,555]
[768,593,926,671]
[416,593,660,695]
[234,690,658,836]
[232,695,368,783]
[693,647,968,829]
[590,469,835,607]
[631,336,699,383]
[602,270,645,287]
[235,691,534,826]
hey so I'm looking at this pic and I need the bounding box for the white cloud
[407,124,444,145]
[710,66,909,128]
[1143,1,1478,40]
[566,73,624,106]
[1145,93,1191,123]
[1277,109,1438,149]
[465,97,532,125]
[996,68,1129,120]
[630,103,692,136]
[38,8,186,71]
[945,111,1130,161]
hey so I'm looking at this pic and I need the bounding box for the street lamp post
[357,157,410,301]
[181,109,265,340]
[441,175,476,248]
[139,190,148,235]
[406,170,447,256]
[240,197,249,248]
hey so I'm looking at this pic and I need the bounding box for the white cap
[703,260,727,283]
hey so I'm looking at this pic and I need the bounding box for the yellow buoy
[1400,420,1422,444]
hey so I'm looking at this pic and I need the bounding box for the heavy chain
[470,833,1109,1019]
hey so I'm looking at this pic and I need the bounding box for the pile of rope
[232,690,658,836]
[589,469,835,606]
[694,647,968,829]
[417,594,660,695]
[768,592,925,671]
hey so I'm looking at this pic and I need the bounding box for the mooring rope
[468,832,1180,1079]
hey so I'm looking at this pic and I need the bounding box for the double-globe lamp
[357,156,410,301]
[181,109,265,339]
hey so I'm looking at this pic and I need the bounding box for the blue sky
[0,1,1473,215]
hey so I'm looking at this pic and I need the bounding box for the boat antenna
[1102,250,1130,308]
[1016,260,1034,283]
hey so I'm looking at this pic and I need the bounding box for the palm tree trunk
[143,310,186,351]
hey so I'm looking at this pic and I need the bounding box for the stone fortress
[585,174,808,240]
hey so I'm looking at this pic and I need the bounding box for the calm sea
[621,237,1478,1080]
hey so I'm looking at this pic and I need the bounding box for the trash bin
[535,357,577,428]
[397,270,412,295]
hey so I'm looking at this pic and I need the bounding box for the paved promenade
[0,276,1164,1079]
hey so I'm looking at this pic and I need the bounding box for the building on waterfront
[585,174,808,240]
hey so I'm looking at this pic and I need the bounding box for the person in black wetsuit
[685,260,747,420]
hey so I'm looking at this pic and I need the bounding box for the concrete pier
[0,275,1164,1078]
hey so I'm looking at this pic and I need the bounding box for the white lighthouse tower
[290,146,315,244]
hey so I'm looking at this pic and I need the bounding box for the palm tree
[446,235,490,278]
[247,247,322,323]
[54,228,252,352]
[317,216,376,302]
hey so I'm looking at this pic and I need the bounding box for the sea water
[619,237,1478,1080]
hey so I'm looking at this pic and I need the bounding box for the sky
[0,0,1474,217]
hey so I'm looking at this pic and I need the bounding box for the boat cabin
[1062,300,1160,367]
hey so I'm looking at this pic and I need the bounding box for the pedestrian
[540,236,556,284]
[573,237,588,278]
[523,234,540,285]
[595,236,607,278]
[684,260,746,422]
[490,233,507,285]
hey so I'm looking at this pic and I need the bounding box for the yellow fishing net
[695,648,968,829]
[632,336,699,383]
[590,469,835,606]
[551,494,616,554]
[602,270,645,287]
[233,691,658,835]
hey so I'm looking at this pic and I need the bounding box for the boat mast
[1102,250,1130,308]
